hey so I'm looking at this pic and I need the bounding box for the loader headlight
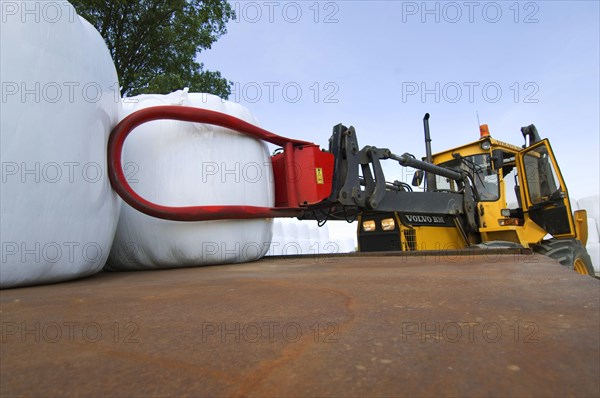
[381,218,396,231]
[362,220,376,232]
[501,208,511,217]
[480,140,491,151]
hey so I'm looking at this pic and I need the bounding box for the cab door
[516,139,575,238]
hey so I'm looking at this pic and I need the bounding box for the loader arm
[299,123,479,236]
[107,106,479,235]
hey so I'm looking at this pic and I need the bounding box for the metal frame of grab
[107,105,330,221]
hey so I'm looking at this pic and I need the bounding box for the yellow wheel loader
[357,116,594,276]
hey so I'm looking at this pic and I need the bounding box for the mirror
[411,170,424,186]
[492,149,503,171]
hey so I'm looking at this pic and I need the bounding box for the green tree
[71,0,234,97]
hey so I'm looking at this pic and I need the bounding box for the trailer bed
[1,252,599,397]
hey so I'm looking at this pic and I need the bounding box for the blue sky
[201,0,600,199]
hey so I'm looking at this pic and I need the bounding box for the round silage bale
[106,91,274,269]
[1,3,121,288]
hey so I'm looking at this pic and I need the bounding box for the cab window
[522,144,562,204]
[437,154,499,201]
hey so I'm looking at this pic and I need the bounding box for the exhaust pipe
[423,113,436,191]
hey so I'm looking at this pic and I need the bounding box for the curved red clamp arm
[107,105,310,221]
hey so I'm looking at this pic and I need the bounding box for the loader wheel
[533,239,595,276]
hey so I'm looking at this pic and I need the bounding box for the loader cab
[430,128,580,247]
[431,132,577,246]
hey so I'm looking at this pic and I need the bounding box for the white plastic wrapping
[269,219,299,256]
[586,217,599,274]
[327,222,358,253]
[587,218,599,245]
[570,197,579,212]
[107,91,274,269]
[272,219,355,255]
[578,195,600,229]
[576,195,600,274]
[1,6,121,288]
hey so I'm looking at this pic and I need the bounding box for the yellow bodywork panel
[574,210,588,247]
[400,225,467,251]
[479,218,547,248]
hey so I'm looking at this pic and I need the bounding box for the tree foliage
[71,0,234,97]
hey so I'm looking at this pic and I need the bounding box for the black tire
[533,239,595,276]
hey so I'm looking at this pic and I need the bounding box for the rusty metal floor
[1,253,599,397]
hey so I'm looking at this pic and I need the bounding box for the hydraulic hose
[107,106,311,221]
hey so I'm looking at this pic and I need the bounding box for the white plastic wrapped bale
[570,197,579,212]
[317,224,334,255]
[269,220,286,256]
[577,195,600,226]
[268,218,299,256]
[297,223,312,255]
[327,222,357,253]
[106,91,274,270]
[0,4,121,288]
[586,218,599,274]
[268,219,334,256]
[576,195,600,275]
[280,220,300,256]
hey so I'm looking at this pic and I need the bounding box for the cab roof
[431,134,524,164]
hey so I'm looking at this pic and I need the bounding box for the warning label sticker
[316,168,324,184]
